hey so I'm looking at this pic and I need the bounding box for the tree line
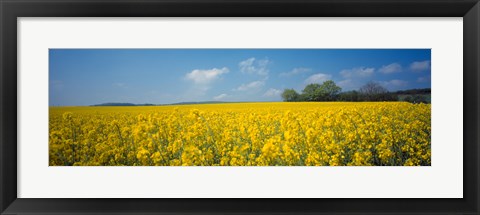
[281,80,429,103]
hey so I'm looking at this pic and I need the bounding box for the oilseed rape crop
[49,102,431,166]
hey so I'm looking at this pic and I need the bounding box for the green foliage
[302,83,322,101]
[281,89,300,102]
[300,80,342,101]
[281,80,429,103]
[338,90,361,101]
[403,95,413,103]
[402,95,428,104]
[319,80,342,101]
[413,95,428,103]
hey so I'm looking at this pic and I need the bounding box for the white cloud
[379,63,402,74]
[337,79,355,90]
[185,67,229,84]
[388,79,408,87]
[417,76,431,83]
[337,79,367,91]
[213,93,228,101]
[410,60,430,72]
[263,88,282,97]
[340,67,375,78]
[279,68,311,77]
[239,58,255,67]
[239,58,270,76]
[235,80,265,92]
[380,79,409,90]
[183,67,229,100]
[304,73,332,85]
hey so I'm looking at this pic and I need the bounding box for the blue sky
[49,49,431,106]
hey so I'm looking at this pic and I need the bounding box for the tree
[412,95,428,103]
[359,81,389,101]
[359,81,388,95]
[338,90,360,101]
[301,80,342,101]
[382,93,399,101]
[281,89,300,102]
[319,80,342,101]
[403,95,413,103]
[302,83,322,101]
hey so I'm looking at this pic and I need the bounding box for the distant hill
[90,101,230,106]
[164,101,229,106]
[90,88,431,107]
[91,102,155,106]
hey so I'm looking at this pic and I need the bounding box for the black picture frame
[1,0,479,214]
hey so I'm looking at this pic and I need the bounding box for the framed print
[1,0,479,214]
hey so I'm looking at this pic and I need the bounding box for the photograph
[3,0,477,213]
[49,49,431,166]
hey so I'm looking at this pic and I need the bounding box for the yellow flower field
[49,102,431,166]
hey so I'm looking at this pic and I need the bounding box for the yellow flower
[49,102,431,166]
